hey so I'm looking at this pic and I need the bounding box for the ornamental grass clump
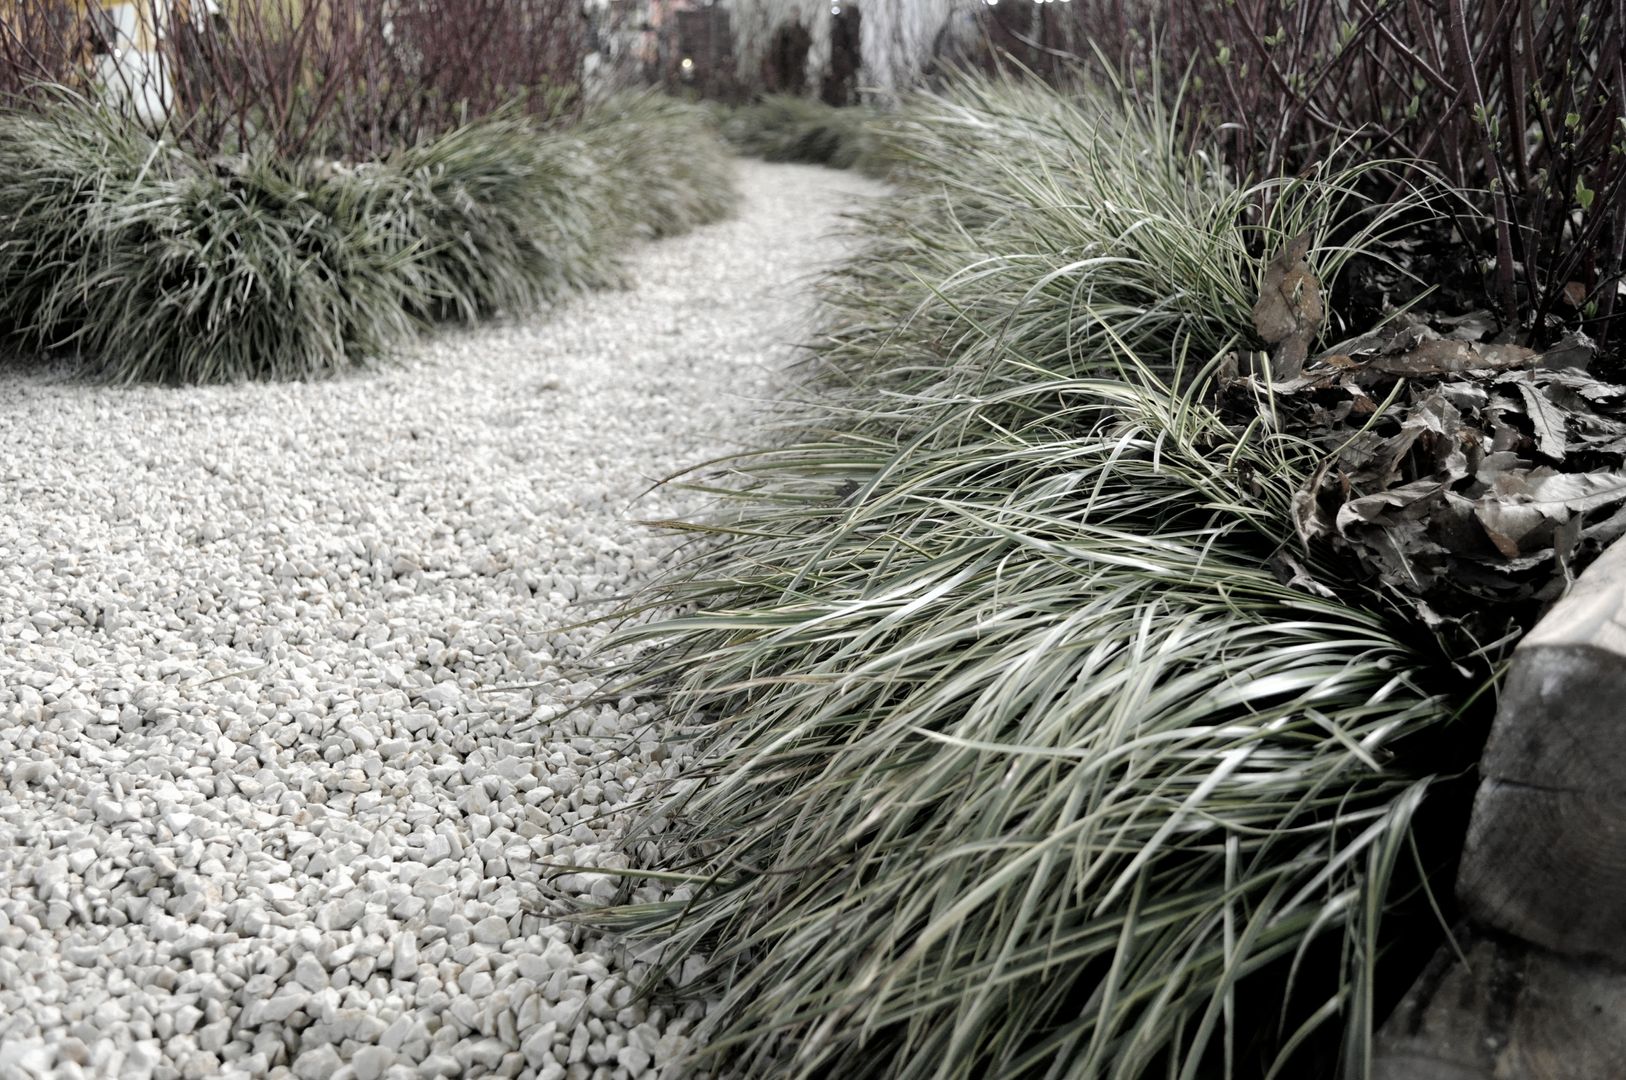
[372,94,735,324]
[0,93,418,383]
[0,0,736,382]
[592,74,1485,1079]
[366,113,619,326]
[719,95,887,176]
[0,91,735,382]
[602,370,1467,1080]
[818,73,1428,397]
[578,94,739,241]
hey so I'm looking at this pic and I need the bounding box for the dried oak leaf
[1541,330,1597,371]
[1511,381,1568,461]
[1434,309,1497,341]
[1271,550,1339,598]
[1473,469,1626,558]
[1361,339,1537,376]
[1335,478,1448,537]
[1252,231,1323,380]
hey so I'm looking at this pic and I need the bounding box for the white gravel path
[0,160,885,1080]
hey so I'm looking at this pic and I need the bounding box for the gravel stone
[293,1044,343,1080]
[0,162,882,1077]
[471,916,509,946]
[352,1044,395,1080]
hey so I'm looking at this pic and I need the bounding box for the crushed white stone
[0,160,887,1080]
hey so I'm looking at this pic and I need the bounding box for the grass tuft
[0,92,417,382]
[364,113,622,326]
[0,90,735,382]
[719,95,888,176]
[580,94,739,240]
[816,73,1435,399]
[595,73,1487,1079]
[604,371,1471,1080]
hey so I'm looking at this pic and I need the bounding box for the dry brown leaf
[1490,469,1626,515]
[1435,310,1497,341]
[1218,319,1626,627]
[1474,500,1547,558]
[1335,479,1446,534]
[1251,231,1323,380]
[1512,381,1567,461]
[1541,330,1597,371]
[1361,339,1537,376]
[1471,470,1626,559]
